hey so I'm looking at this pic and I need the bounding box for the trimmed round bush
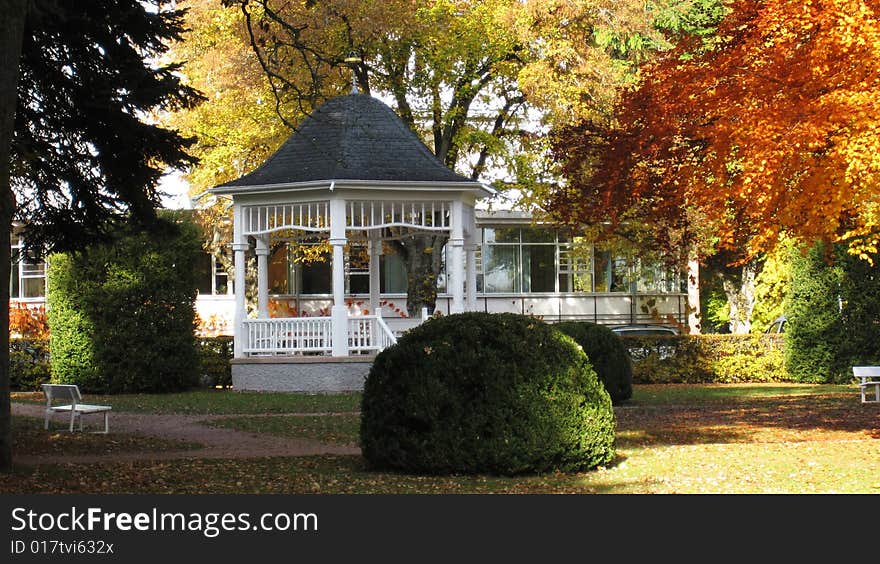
[554,321,633,403]
[360,312,615,475]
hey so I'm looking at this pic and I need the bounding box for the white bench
[42,384,112,433]
[853,366,880,404]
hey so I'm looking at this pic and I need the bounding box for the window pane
[10,261,19,299]
[520,227,556,243]
[595,251,631,292]
[558,244,592,293]
[523,245,555,292]
[22,276,45,298]
[269,245,289,294]
[483,227,519,244]
[213,259,229,295]
[349,274,370,294]
[300,260,331,294]
[483,245,520,293]
[636,261,680,293]
[380,248,408,293]
[610,257,632,292]
[194,252,213,295]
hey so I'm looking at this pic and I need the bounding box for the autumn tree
[170,0,691,314]
[0,1,201,472]
[551,0,880,261]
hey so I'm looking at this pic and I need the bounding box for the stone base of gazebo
[230,356,374,392]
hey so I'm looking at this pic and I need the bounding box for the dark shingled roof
[216,94,475,188]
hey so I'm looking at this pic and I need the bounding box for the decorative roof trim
[211,178,495,198]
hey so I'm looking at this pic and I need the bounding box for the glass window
[213,257,230,294]
[347,243,370,294]
[483,227,520,244]
[194,252,213,295]
[558,245,593,293]
[380,246,408,294]
[522,245,556,292]
[10,239,46,299]
[636,260,681,293]
[520,226,556,243]
[269,244,289,294]
[595,251,632,292]
[296,244,332,295]
[483,245,520,293]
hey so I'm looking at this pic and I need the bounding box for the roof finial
[344,53,362,94]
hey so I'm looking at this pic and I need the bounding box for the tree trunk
[391,233,447,317]
[721,261,758,334]
[0,0,28,473]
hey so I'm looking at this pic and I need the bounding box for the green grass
[11,416,201,457]
[5,384,879,494]
[628,382,855,406]
[12,389,362,415]
[205,414,360,446]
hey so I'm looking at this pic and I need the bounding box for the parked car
[611,324,679,336]
[611,324,679,361]
[765,315,786,334]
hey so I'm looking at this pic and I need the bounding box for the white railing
[375,315,398,350]
[244,314,398,357]
[244,317,332,356]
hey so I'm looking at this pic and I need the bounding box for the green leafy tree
[0,1,202,471]
[173,0,690,315]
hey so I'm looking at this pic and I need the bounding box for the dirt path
[12,402,361,466]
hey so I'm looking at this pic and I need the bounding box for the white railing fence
[243,313,398,357]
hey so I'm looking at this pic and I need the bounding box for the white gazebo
[210,93,493,391]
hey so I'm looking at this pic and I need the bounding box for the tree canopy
[550,0,880,260]
[0,0,203,472]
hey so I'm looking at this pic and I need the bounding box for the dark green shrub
[554,321,632,403]
[47,212,201,393]
[360,312,615,476]
[9,338,50,391]
[785,243,880,383]
[197,336,233,388]
[621,334,788,384]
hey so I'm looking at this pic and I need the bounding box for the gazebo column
[255,235,270,319]
[232,203,249,359]
[449,200,465,314]
[330,198,348,356]
[368,234,382,315]
[465,239,477,312]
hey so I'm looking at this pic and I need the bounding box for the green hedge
[197,336,233,389]
[10,338,51,391]
[621,334,789,384]
[47,213,201,393]
[786,243,880,383]
[361,312,615,475]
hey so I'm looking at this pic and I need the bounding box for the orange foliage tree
[550,0,880,259]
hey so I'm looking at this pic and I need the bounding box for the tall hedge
[785,243,880,383]
[360,313,615,475]
[554,321,633,403]
[47,212,201,393]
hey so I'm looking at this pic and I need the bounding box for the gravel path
[12,402,361,466]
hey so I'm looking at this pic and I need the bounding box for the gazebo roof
[213,93,481,192]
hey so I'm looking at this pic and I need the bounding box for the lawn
[4,383,879,494]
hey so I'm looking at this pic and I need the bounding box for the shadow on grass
[615,392,880,447]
